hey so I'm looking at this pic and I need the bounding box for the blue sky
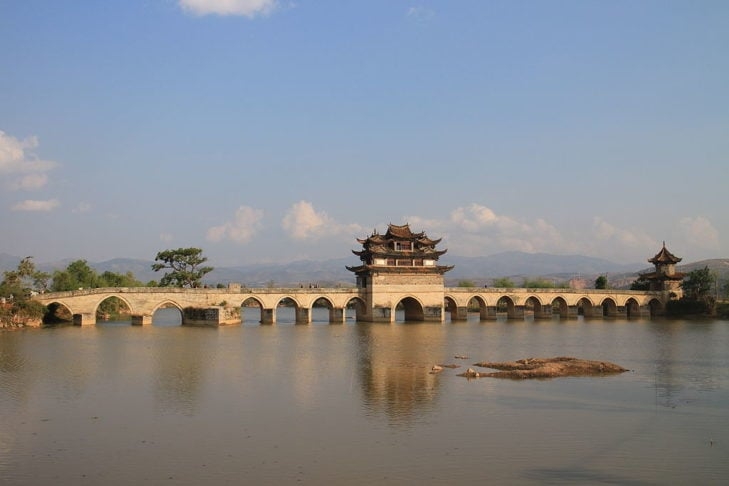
[2,0,727,267]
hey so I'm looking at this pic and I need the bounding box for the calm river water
[1,309,728,485]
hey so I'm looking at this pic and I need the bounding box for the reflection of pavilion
[355,323,445,423]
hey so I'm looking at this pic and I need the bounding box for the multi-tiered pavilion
[347,223,453,322]
[639,242,684,296]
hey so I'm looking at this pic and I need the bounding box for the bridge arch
[443,296,458,321]
[624,298,640,318]
[524,295,544,318]
[275,296,303,325]
[275,296,302,309]
[601,298,618,318]
[468,295,491,320]
[152,302,183,326]
[241,296,264,324]
[151,300,183,314]
[648,298,664,318]
[576,297,596,317]
[311,296,336,324]
[395,296,425,323]
[550,297,569,318]
[43,301,74,325]
[496,295,516,319]
[94,295,134,323]
[345,296,366,322]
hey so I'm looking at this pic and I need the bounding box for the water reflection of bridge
[33,286,667,326]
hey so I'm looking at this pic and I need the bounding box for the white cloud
[11,173,48,191]
[179,0,277,17]
[405,204,574,257]
[404,206,698,262]
[11,199,60,212]
[678,216,720,251]
[406,6,435,23]
[282,201,330,240]
[159,232,174,243]
[282,200,362,241]
[0,130,57,191]
[591,217,655,249]
[207,205,264,243]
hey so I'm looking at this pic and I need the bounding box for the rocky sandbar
[463,356,628,379]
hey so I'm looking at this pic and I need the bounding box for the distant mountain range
[3,251,728,289]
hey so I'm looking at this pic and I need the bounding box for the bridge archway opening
[43,302,73,325]
[496,296,515,318]
[625,298,640,318]
[153,303,182,327]
[443,296,458,322]
[345,297,366,322]
[524,296,542,319]
[311,297,334,324]
[395,297,424,323]
[276,297,300,325]
[551,297,568,318]
[469,296,489,320]
[576,297,594,318]
[601,298,617,318]
[648,298,663,318]
[95,296,132,325]
[241,297,264,325]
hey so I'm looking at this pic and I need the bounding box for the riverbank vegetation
[666,266,719,318]
[1,257,49,328]
[1,257,150,327]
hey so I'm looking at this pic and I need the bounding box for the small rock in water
[458,368,482,378]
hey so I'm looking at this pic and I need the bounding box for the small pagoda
[639,242,684,293]
[346,223,453,281]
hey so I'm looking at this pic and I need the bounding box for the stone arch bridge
[33,285,668,326]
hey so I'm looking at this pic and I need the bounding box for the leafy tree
[523,278,560,289]
[594,275,608,290]
[1,257,47,327]
[492,277,515,288]
[152,248,213,288]
[51,260,99,291]
[666,266,717,317]
[681,267,715,303]
[457,279,476,287]
[99,271,143,287]
[51,261,143,291]
[629,279,650,291]
[721,280,729,302]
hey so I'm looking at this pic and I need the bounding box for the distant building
[639,242,684,294]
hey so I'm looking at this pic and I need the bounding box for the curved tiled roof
[649,242,682,264]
